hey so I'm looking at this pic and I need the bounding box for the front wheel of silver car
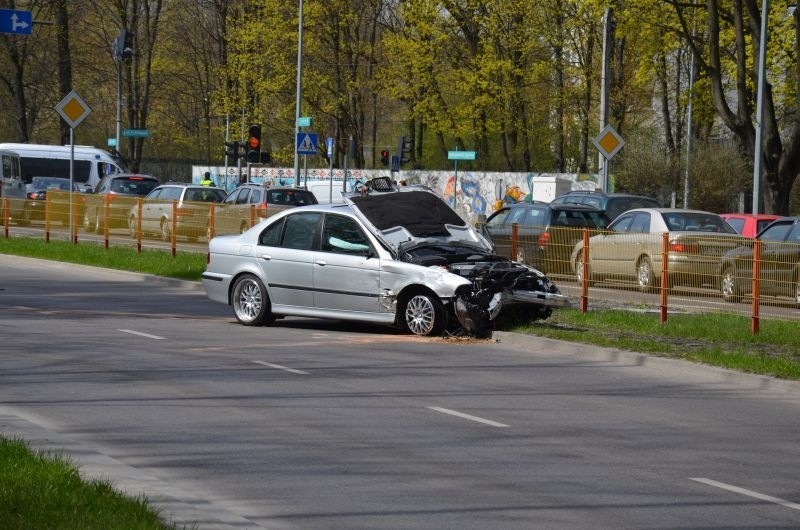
[232,274,275,326]
[399,292,446,336]
[720,266,742,303]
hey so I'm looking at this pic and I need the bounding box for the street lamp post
[752,0,770,214]
[294,0,304,187]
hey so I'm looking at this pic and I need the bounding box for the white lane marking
[252,360,309,375]
[118,329,166,340]
[427,406,509,428]
[690,478,800,511]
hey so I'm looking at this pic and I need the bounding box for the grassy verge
[509,308,800,380]
[0,237,205,281]
[0,437,177,529]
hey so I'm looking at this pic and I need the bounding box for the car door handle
[316,260,327,266]
[260,255,271,261]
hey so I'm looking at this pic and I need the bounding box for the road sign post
[0,9,32,35]
[593,124,625,192]
[447,150,477,209]
[55,90,92,242]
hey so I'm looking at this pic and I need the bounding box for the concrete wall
[192,165,599,221]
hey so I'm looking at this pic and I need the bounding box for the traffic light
[380,149,389,166]
[225,141,242,162]
[114,30,135,60]
[398,136,413,165]
[246,124,261,163]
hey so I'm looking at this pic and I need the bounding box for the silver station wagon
[201,182,570,338]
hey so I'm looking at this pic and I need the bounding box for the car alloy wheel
[795,277,800,309]
[160,219,171,242]
[720,266,742,303]
[402,293,445,336]
[637,257,657,293]
[231,274,274,326]
[83,210,92,231]
[574,251,593,286]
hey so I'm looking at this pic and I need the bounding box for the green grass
[0,237,206,281]
[0,438,177,529]
[509,308,800,380]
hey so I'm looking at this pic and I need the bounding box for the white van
[0,143,124,192]
[305,180,348,204]
[0,149,25,220]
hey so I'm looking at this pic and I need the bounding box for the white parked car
[202,181,571,338]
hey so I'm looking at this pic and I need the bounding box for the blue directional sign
[0,9,32,35]
[296,132,318,155]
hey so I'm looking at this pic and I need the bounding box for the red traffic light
[247,125,261,151]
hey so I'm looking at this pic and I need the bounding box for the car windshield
[661,212,737,233]
[110,177,159,195]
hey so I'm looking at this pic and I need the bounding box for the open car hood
[346,189,492,253]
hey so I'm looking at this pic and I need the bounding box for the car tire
[720,266,742,303]
[574,251,594,286]
[160,219,171,242]
[94,212,102,233]
[637,257,658,293]
[128,216,137,238]
[83,209,93,231]
[515,247,526,264]
[231,274,275,326]
[398,292,446,336]
[794,274,800,309]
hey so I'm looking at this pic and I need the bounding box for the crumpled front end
[447,260,572,338]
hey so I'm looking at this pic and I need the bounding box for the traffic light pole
[293,0,305,188]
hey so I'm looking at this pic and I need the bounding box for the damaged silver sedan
[201,184,570,338]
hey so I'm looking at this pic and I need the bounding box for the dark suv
[211,184,318,235]
[550,190,661,221]
[83,173,160,232]
[481,201,609,274]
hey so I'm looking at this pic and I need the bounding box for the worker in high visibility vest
[200,172,214,187]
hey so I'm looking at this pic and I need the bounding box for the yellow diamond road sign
[593,124,625,160]
[55,90,91,129]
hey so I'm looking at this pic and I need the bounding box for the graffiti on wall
[192,165,597,221]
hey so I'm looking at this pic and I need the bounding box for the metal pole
[684,46,695,208]
[294,0,305,187]
[116,58,122,150]
[752,0,770,214]
[69,128,75,242]
[598,8,613,192]
[223,113,230,190]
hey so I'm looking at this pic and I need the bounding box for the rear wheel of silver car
[160,219,171,242]
[399,292,446,336]
[232,274,274,326]
[720,266,742,303]
[637,257,658,293]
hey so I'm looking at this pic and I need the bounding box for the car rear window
[551,209,608,228]
[110,177,158,195]
[267,189,318,206]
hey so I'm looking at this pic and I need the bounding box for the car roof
[720,213,782,219]
[504,201,604,212]
[620,207,722,215]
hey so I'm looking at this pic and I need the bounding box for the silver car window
[760,222,791,242]
[280,212,320,250]
[320,214,370,255]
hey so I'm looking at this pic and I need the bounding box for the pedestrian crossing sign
[296,132,318,155]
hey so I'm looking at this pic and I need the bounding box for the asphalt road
[1,254,799,529]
